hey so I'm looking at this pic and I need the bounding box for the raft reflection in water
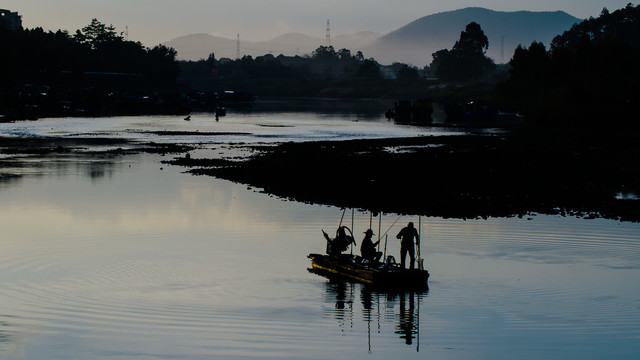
[323,280,427,351]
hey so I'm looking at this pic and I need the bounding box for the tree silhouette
[74,18,123,49]
[496,4,640,127]
[356,59,381,78]
[0,18,184,119]
[551,3,640,51]
[397,64,419,82]
[430,22,495,81]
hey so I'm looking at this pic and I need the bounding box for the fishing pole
[338,208,347,228]
[380,214,403,239]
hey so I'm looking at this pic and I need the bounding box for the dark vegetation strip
[168,130,640,222]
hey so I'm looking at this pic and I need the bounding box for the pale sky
[3,1,633,46]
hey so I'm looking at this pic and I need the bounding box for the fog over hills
[165,7,581,67]
[164,31,378,62]
[367,7,581,66]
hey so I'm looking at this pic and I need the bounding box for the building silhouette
[0,9,22,31]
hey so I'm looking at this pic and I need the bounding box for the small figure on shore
[396,222,420,269]
[323,226,356,256]
[360,229,382,264]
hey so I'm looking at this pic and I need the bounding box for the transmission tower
[325,20,331,46]
[236,33,240,59]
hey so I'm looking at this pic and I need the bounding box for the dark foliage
[496,4,640,128]
[0,19,183,119]
[551,4,640,50]
[178,46,424,99]
[171,130,640,222]
[430,22,496,81]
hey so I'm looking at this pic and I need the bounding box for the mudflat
[169,128,640,222]
[3,127,639,222]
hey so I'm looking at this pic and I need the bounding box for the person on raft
[396,222,420,269]
[323,226,356,256]
[360,229,382,264]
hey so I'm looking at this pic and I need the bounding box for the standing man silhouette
[396,222,419,269]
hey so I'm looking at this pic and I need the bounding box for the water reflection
[395,290,418,346]
[322,279,427,352]
[0,153,121,187]
[228,98,389,119]
[2,110,639,359]
[0,320,9,343]
[0,173,21,188]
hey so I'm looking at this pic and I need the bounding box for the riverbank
[2,125,638,222]
[168,127,640,222]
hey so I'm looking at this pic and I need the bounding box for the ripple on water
[1,257,336,358]
[422,216,640,269]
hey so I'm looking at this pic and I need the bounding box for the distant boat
[386,99,433,125]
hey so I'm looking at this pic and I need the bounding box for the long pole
[351,209,355,254]
[417,216,424,270]
[383,234,388,260]
[418,216,421,260]
[416,292,420,352]
[377,212,382,250]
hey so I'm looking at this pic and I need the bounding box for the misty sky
[4,0,633,46]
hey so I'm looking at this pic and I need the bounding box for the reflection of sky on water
[1,153,639,359]
[1,110,639,359]
[0,106,463,146]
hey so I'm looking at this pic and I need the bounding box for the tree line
[0,19,183,119]
[425,4,639,129]
[496,4,640,128]
[2,4,639,129]
[178,44,425,100]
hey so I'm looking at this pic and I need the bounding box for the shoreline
[166,129,640,222]
[2,126,639,222]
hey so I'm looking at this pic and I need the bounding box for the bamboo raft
[308,253,429,289]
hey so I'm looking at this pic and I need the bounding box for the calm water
[1,101,639,359]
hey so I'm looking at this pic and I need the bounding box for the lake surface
[1,100,639,359]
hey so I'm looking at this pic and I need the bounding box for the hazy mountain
[364,7,581,66]
[165,31,378,61]
[164,33,237,60]
[165,7,581,66]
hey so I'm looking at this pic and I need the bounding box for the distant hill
[364,7,581,66]
[164,33,237,60]
[165,7,581,66]
[165,31,378,61]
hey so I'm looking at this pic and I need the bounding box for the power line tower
[236,33,240,59]
[325,20,331,46]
